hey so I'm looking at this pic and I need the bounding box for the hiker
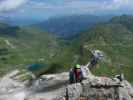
[90,55,98,67]
[89,50,103,69]
[69,64,83,83]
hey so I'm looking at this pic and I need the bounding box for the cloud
[0,0,28,12]
[1,0,133,23]
[1,0,133,14]
[26,0,133,14]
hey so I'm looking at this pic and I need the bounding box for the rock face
[62,80,120,100]
[0,70,133,100]
[56,79,133,100]
[0,70,27,100]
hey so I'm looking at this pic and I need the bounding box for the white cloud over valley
[0,0,27,12]
[0,0,133,23]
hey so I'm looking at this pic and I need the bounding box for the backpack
[69,68,83,83]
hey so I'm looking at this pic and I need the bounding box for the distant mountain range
[0,16,41,26]
[0,22,20,37]
[36,14,112,39]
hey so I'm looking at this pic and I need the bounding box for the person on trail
[69,64,83,83]
[90,55,98,68]
[89,50,103,69]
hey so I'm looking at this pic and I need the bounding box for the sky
[0,0,133,25]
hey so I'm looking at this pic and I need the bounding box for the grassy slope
[0,25,91,76]
[0,24,63,75]
[0,15,133,83]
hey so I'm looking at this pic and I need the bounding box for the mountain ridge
[36,14,111,39]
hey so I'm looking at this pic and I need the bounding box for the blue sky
[0,0,133,25]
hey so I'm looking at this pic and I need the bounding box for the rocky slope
[0,68,132,100]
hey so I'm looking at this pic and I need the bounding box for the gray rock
[56,77,133,100]
[0,70,133,100]
[65,83,82,100]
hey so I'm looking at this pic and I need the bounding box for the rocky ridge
[0,69,133,100]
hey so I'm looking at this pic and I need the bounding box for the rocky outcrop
[57,79,133,100]
[58,79,133,100]
[0,70,133,100]
[54,74,133,100]
[0,70,28,100]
